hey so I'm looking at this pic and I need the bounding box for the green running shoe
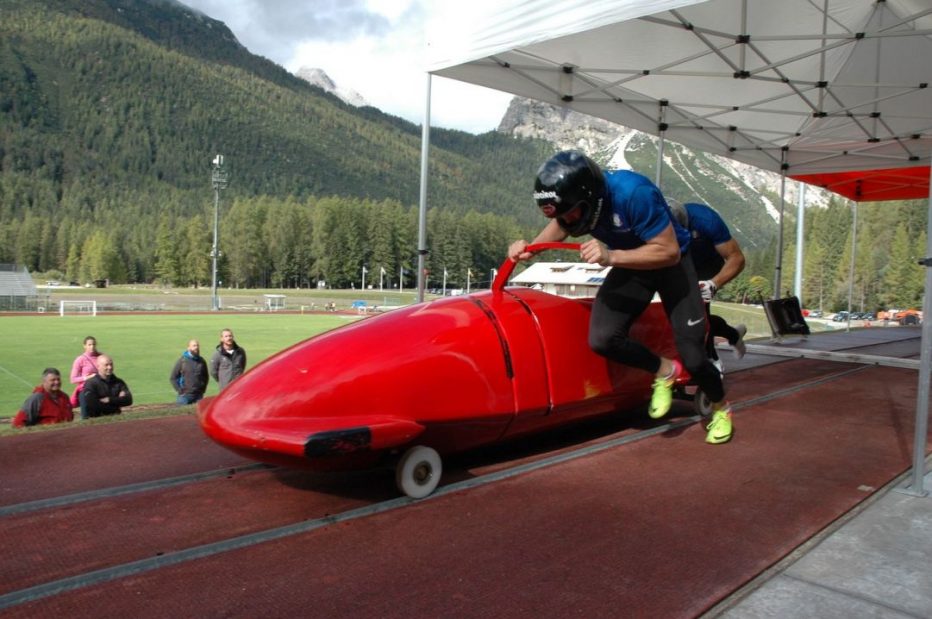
[648,361,681,419]
[705,408,733,444]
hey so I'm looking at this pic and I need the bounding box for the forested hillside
[0,0,550,289]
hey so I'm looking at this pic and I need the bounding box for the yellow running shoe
[705,407,733,444]
[649,360,681,419]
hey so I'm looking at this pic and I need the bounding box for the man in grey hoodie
[209,328,247,390]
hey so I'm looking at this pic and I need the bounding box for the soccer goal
[60,300,97,317]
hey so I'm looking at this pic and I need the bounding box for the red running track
[1,361,929,618]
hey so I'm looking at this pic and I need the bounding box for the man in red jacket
[12,368,74,428]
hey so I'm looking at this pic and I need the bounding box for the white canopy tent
[418,0,932,494]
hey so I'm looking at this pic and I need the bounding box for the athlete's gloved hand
[698,280,717,302]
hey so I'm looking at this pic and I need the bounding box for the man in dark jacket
[83,354,133,417]
[209,328,247,390]
[170,339,209,404]
[12,368,74,428]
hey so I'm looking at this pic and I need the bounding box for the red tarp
[792,166,930,202]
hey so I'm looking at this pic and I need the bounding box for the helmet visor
[556,201,593,236]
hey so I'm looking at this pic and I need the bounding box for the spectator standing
[83,354,133,417]
[170,339,209,404]
[70,335,100,419]
[12,368,74,428]
[210,328,246,390]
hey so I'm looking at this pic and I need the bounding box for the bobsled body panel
[493,287,679,438]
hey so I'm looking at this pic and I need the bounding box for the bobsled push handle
[492,242,582,292]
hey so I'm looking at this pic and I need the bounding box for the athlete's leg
[710,313,747,359]
[704,303,718,361]
[588,267,657,372]
[657,257,725,403]
[709,314,739,344]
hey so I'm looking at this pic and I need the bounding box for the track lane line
[0,463,270,517]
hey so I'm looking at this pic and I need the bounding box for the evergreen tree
[881,224,914,308]
[153,215,180,285]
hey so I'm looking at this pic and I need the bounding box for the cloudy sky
[178,0,513,134]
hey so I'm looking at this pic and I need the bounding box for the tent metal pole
[416,74,432,304]
[654,100,667,188]
[899,165,932,497]
[773,161,786,300]
[845,201,857,332]
[794,182,805,302]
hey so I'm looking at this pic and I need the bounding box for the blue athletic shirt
[683,202,731,277]
[590,170,690,253]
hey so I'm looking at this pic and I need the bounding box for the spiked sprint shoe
[705,407,733,444]
[649,360,681,419]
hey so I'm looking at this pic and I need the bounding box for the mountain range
[302,66,837,252]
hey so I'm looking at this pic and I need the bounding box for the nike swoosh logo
[687,318,704,326]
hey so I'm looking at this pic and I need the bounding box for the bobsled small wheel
[694,388,713,418]
[395,445,442,499]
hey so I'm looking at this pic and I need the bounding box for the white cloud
[181,0,511,133]
[286,35,510,133]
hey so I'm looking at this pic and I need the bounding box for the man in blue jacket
[170,339,209,404]
[509,151,733,444]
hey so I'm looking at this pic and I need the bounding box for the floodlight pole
[210,155,227,311]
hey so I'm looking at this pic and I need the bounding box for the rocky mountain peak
[295,67,368,107]
[497,96,829,227]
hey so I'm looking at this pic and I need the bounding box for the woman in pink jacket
[70,335,100,419]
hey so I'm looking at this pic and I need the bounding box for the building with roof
[509,262,609,298]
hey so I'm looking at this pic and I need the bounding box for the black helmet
[533,151,606,236]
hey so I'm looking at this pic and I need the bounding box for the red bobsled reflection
[198,243,693,498]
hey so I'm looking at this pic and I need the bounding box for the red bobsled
[198,243,702,498]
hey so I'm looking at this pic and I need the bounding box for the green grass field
[1,300,836,428]
[0,313,359,417]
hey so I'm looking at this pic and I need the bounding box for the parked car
[832,311,849,322]
[896,309,922,325]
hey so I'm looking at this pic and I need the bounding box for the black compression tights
[588,258,725,402]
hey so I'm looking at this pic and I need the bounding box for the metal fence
[0,264,45,312]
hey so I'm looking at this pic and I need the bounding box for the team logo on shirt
[613,213,623,228]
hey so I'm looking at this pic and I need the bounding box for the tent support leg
[416,74,432,304]
[897,166,932,497]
